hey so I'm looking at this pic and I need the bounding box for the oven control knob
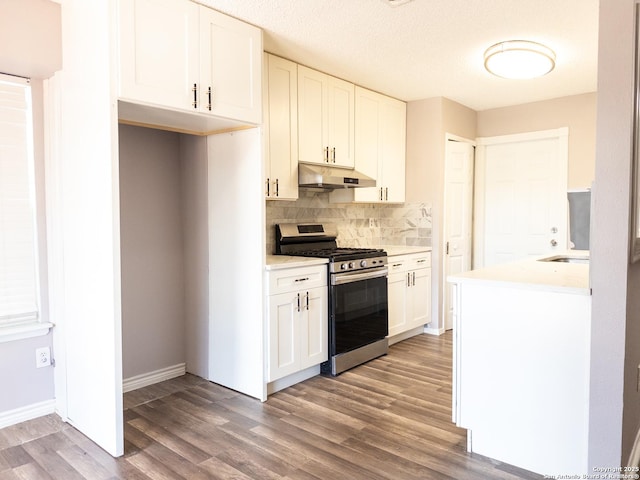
[360,260,367,268]
[349,262,355,269]
[340,263,348,270]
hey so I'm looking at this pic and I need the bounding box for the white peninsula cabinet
[449,254,591,476]
[298,65,355,169]
[263,54,298,200]
[265,261,328,394]
[330,87,406,204]
[118,0,262,128]
[387,250,431,344]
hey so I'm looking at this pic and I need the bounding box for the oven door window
[331,275,388,355]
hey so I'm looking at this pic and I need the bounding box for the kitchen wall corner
[266,190,432,254]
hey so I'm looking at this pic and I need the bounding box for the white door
[326,76,355,168]
[443,138,474,330]
[387,267,408,337]
[297,66,328,166]
[267,291,299,382]
[408,267,431,329]
[476,128,568,268]
[299,286,328,370]
[200,8,262,123]
[118,0,199,110]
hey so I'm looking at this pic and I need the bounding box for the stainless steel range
[276,223,388,375]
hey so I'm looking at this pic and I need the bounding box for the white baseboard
[388,326,424,345]
[267,365,320,396]
[0,399,56,429]
[423,325,446,336]
[123,363,186,393]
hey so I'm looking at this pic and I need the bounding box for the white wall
[119,125,186,379]
[0,0,61,79]
[592,0,640,465]
[477,93,597,190]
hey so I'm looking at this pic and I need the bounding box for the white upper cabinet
[119,0,199,111]
[298,65,355,169]
[380,97,407,202]
[199,8,261,124]
[118,0,262,127]
[263,54,298,200]
[331,87,406,203]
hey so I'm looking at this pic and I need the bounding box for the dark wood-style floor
[0,333,542,479]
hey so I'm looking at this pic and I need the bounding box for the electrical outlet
[36,347,51,368]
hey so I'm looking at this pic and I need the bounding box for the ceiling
[200,0,599,112]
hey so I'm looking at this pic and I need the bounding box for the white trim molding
[424,325,446,336]
[122,363,186,393]
[0,321,53,344]
[0,399,56,429]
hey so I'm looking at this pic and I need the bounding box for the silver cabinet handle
[412,271,416,286]
[407,272,411,287]
[380,188,383,201]
[275,178,279,197]
[306,292,309,310]
[550,239,558,247]
[331,147,336,163]
[266,178,270,197]
[297,293,301,312]
[416,259,426,264]
[294,277,309,282]
[385,187,388,201]
[324,147,329,162]
[207,86,212,111]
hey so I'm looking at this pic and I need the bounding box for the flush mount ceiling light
[484,40,556,79]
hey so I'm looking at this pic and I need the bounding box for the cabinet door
[298,66,328,165]
[381,98,406,203]
[299,286,328,370]
[353,87,382,202]
[408,268,431,329]
[264,54,298,200]
[200,7,262,123]
[119,0,199,110]
[327,76,355,168]
[387,270,409,337]
[267,292,299,382]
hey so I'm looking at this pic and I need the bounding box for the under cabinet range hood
[298,163,376,190]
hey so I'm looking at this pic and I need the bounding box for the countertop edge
[265,255,329,271]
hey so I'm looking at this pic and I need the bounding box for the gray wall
[119,125,186,379]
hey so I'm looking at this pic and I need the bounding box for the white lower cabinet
[266,264,328,383]
[387,252,432,339]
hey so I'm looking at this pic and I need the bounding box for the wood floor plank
[56,444,114,480]
[1,333,542,480]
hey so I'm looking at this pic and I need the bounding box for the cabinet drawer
[388,259,408,273]
[409,254,431,269]
[268,265,327,295]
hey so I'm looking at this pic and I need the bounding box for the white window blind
[0,74,39,327]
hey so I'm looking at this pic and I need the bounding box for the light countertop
[265,246,431,270]
[447,251,590,295]
[382,246,432,257]
[265,255,329,271]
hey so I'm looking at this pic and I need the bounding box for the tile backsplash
[266,190,432,254]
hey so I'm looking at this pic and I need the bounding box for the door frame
[474,127,569,269]
[442,133,475,331]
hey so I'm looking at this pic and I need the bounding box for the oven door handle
[331,267,388,285]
